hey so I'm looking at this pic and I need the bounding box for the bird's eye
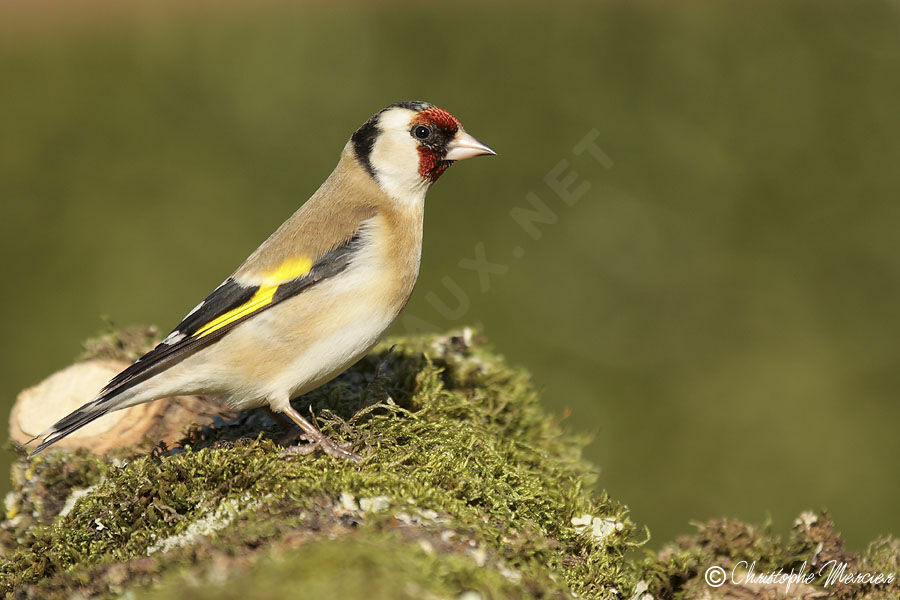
[412,125,432,140]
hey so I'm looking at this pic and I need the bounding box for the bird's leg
[280,404,361,463]
[272,411,314,446]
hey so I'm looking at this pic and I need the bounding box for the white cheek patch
[368,108,429,204]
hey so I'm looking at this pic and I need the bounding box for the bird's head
[350,101,495,202]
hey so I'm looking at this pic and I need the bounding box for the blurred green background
[1,0,898,550]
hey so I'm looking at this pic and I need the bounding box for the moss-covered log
[1,329,896,599]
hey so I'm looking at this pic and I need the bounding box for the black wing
[30,234,360,455]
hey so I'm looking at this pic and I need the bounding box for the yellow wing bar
[193,257,313,339]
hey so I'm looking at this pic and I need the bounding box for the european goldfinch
[30,101,495,462]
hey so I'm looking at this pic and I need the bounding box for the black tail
[28,402,112,456]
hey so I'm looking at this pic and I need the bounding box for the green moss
[78,323,161,363]
[0,329,641,599]
[3,329,896,599]
[143,531,528,600]
[637,512,899,600]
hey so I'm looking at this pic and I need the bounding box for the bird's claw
[282,436,361,463]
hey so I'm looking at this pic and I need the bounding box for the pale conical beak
[444,131,497,161]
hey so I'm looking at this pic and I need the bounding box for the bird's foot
[278,401,361,463]
[282,433,361,463]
